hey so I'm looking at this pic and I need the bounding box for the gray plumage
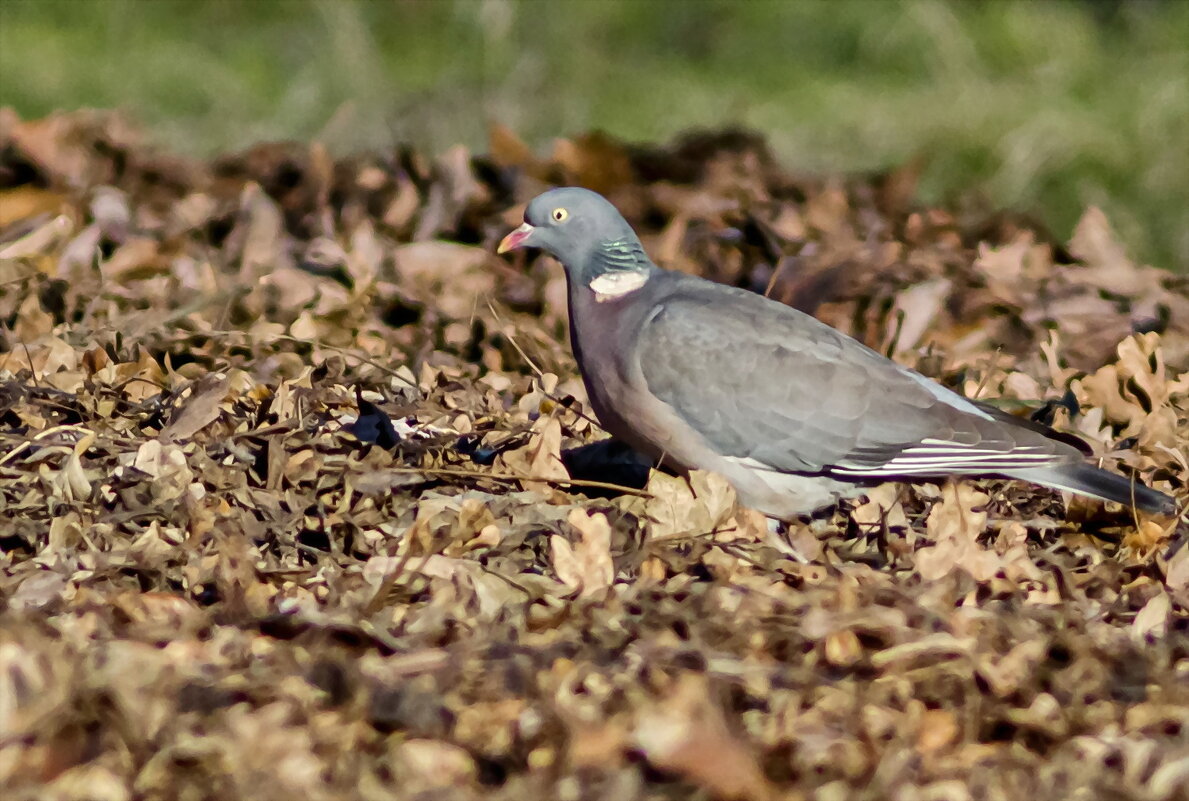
[499,187,1177,520]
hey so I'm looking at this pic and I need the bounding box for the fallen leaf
[643,469,738,540]
[633,675,774,801]
[159,375,230,443]
[550,509,615,597]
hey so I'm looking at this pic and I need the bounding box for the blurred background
[2,0,1186,269]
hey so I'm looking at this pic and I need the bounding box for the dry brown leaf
[1,110,1186,801]
[888,277,951,354]
[915,482,994,581]
[916,708,960,755]
[1131,591,1171,642]
[551,131,635,196]
[159,375,230,442]
[633,675,774,801]
[488,122,539,172]
[496,415,568,492]
[851,483,909,531]
[391,739,476,790]
[550,508,615,597]
[642,469,738,540]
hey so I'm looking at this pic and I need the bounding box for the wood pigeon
[499,187,1177,521]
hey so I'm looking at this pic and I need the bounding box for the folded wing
[634,283,1078,479]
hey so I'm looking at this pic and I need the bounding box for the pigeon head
[499,188,654,295]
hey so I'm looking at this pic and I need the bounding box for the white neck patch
[589,271,649,302]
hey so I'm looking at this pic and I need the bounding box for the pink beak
[498,222,535,254]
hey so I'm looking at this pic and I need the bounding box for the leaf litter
[0,110,1187,801]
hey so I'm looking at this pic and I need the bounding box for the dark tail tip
[1067,463,1177,516]
[1015,463,1178,517]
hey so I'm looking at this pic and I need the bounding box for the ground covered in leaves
[1,111,1188,801]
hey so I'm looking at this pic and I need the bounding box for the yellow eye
[551,207,569,222]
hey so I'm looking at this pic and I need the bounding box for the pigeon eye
[551,208,569,223]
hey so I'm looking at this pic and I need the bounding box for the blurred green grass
[2,0,1186,269]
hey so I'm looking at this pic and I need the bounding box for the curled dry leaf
[1131,591,1171,642]
[158,374,231,442]
[915,482,994,581]
[496,414,569,492]
[642,469,739,541]
[550,508,615,597]
[633,674,775,801]
[850,482,909,532]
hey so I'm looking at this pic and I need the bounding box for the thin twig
[972,348,1003,400]
[484,297,602,429]
[229,421,302,440]
[763,260,786,299]
[485,297,544,377]
[199,327,417,388]
[0,272,38,288]
[21,341,40,388]
[389,464,652,498]
[0,425,96,466]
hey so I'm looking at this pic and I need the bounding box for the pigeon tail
[1009,463,1176,516]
